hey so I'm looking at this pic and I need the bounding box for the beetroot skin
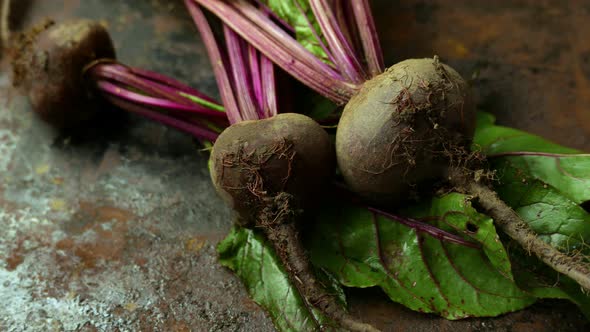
[336,57,476,206]
[12,19,115,129]
[210,113,334,224]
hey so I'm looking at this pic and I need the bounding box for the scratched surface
[0,1,589,331]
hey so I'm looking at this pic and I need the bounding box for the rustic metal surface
[0,0,589,331]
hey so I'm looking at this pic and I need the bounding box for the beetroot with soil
[12,18,224,141]
[336,57,476,206]
[193,0,590,301]
[12,19,115,129]
[210,113,334,225]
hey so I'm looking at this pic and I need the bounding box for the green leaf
[473,112,590,250]
[474,112,590,204]
[308,193,536,319]
[217,226,344,332]
[262,0,331,63]
[509,244,590,320]
[473,112,590,315]
[306,94,339,121]
[473,113,580,155]
[493,163,590,251]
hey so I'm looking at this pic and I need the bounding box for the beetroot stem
[190,0,357,104]
[309,0,367,83]
[234,0,345,82]
[248,44,264,116]
[128,66,221,106]
[334,0,362,60]
[224,26,260,120]
[95,80,226,118]
[185,0,243,124]
[261,55,277,118]
[90,64,193,106]
[103,94,220,142]
[351,0,384,76]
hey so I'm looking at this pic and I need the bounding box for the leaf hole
[466,222,479,233]
[470,197,486,214]
[581,200,590,214]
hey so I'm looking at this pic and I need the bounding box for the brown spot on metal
[152,14,182,37]
[5,249,24,270]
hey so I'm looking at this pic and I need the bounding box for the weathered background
[0,0,589,331]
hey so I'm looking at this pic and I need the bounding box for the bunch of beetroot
[189,0,590,329]
[10,1,590,331]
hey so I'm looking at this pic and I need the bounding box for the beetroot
[210,113,334,224]
[12,19,115,129]
[336,58,476,205]
[210,113,379,331]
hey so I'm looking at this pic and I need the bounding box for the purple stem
[310,0,367,83]
[103,94,220,142]
[332,183,480,248]
[341,0,367,61]
[90,64,193,106]
[248,44,265,116]
[129,66,221,105]
[94,80,226,118]
[191,0,356,104]
[334,0,361,58]
[185,0,242,124]
[224,26,260,121]
[261,55,277,118]
[367,207,480,249]
[351,0,384,76]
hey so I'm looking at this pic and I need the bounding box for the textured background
[0,1,589,331]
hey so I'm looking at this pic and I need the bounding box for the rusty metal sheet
[0,1,589,331]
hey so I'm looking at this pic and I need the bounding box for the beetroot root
[336,57,476,206]
[211,113,379,331]
[12,19,115,129]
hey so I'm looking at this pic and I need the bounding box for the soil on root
[10,19,55,87]
[259,193,380,332]
[215,133,379,331]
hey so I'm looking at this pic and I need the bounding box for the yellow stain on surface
[124,302,138,312]
[50,199,66,211]
[185,237,207,253]
[454,43,469,58]
[35,164,50,175]
[441,39,470,58]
